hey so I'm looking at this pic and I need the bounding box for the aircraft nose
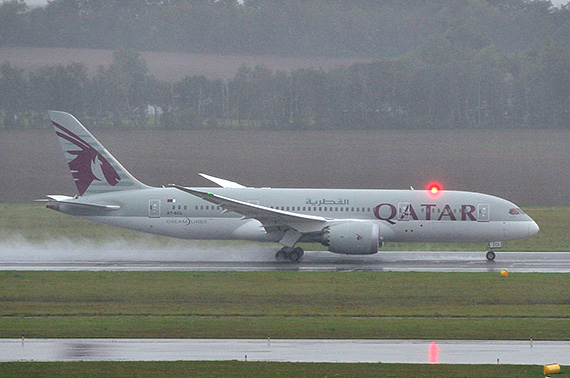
[528,220,540,237]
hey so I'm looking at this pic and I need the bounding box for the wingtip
[47,110,69,120]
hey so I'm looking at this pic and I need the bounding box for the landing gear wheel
[275,250,287,261]
[289,247,304,262]
[486,250,496,261]
[275,247,304,262]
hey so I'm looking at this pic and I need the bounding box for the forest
[0,0,569,130]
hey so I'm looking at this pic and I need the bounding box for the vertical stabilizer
[48,111,149,196]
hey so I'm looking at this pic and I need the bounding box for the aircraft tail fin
[48,111,149,196]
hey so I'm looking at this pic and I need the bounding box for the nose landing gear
[486,242,501,261]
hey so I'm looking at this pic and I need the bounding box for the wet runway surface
[2,338,567,364]
[1,251,570,272]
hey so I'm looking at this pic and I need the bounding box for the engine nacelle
[321,221,382,255]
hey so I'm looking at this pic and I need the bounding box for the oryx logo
[53,121,121,195]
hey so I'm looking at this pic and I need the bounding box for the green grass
[1,203,567,251]
[4,271,570,318]
[5,315,570,340]
[2,271,570,340]
[0,361,553,378]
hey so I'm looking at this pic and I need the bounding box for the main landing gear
[276,247,304,262]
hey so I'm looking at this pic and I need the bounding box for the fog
[0,235,278,263]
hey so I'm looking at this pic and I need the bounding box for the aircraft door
[149,199,160,218]
[398,202,410,221]
[478,203,490,222]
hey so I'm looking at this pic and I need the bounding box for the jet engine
[321,221,382,255]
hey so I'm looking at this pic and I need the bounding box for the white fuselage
[54,186,539,246]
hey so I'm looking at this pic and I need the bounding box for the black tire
[293,247,304,259]
[289,249,302,262]
[486,250,496,261]
[275,250,287,261]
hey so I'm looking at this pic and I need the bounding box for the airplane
[43,111,539,262]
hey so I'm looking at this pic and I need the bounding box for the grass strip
[3,316,570,340]
[3,271,570,318]
[1,271,570,339]
[0,361,549,378]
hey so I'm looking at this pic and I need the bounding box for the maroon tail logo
[53,121,121,195]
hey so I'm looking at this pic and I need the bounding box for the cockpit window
[509,208,524,215]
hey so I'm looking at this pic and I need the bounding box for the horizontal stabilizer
[44,195,120,211]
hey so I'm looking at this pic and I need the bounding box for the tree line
[2,0,570,130]
[1,39,569,130]
[1,0,570,58]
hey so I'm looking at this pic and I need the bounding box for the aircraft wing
[168,184,327,233]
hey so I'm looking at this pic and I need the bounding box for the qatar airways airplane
[43,111,539,262]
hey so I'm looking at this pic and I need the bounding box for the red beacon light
[426,181,443,197]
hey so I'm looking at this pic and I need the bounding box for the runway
[1,251,570,272]
[1,338,567,364]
